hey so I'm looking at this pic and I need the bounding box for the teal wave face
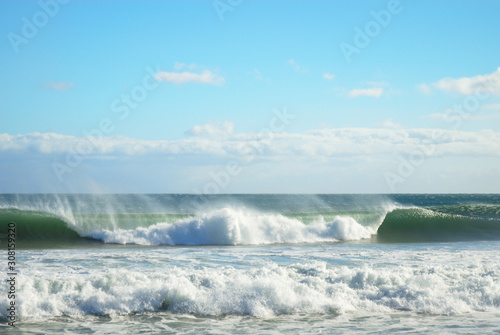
[376,208,500,243]
[0,209,91,248]
[0,209,196,248]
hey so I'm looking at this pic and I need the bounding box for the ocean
[1,194,500,334]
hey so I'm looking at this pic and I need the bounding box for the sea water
[1,194,500,334]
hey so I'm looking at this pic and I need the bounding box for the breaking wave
[2,203,500,247]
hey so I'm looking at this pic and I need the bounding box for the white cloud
[426,112,500,121]
[417,83,432,95]
[185,121,234,137]
[173,62,197,70]
[44,82,74,91]
[287,59,307,73]
[428,67,500,96]
[288,59,300,72]
[250,68,263,81]
[482,103,500,110]
[323,72,335,80]
[377,118,403,129]
[367,81,389,87]
[154,70,225,86]
[347,87,383,98]
[468,114,500,120]
[424,113,450,121]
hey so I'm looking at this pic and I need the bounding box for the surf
[4,260,500,320]
[2,194,500,247]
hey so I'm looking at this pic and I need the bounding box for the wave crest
[87,208,375,245]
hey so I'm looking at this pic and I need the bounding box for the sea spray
[87,207,375,245]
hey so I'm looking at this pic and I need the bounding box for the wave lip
[87,208,376,245]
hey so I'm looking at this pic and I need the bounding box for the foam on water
[2,194,500,333]
[87,207,377,245]
[2,261,499,320]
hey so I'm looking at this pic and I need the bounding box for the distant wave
[376,207,500,242]
[2,204,500,247]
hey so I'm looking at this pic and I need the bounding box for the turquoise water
[1,194,500,334]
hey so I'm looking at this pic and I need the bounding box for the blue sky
[1,0,500,193]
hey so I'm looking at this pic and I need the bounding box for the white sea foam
[2,261,499,320]
[87,207,377,245]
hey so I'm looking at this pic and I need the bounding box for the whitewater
[1,194,500,334]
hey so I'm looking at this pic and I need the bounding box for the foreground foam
[87,208,376,245]
[2,261,499,320]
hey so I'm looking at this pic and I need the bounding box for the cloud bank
[2,126,500,193]
[2,128,499,159]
